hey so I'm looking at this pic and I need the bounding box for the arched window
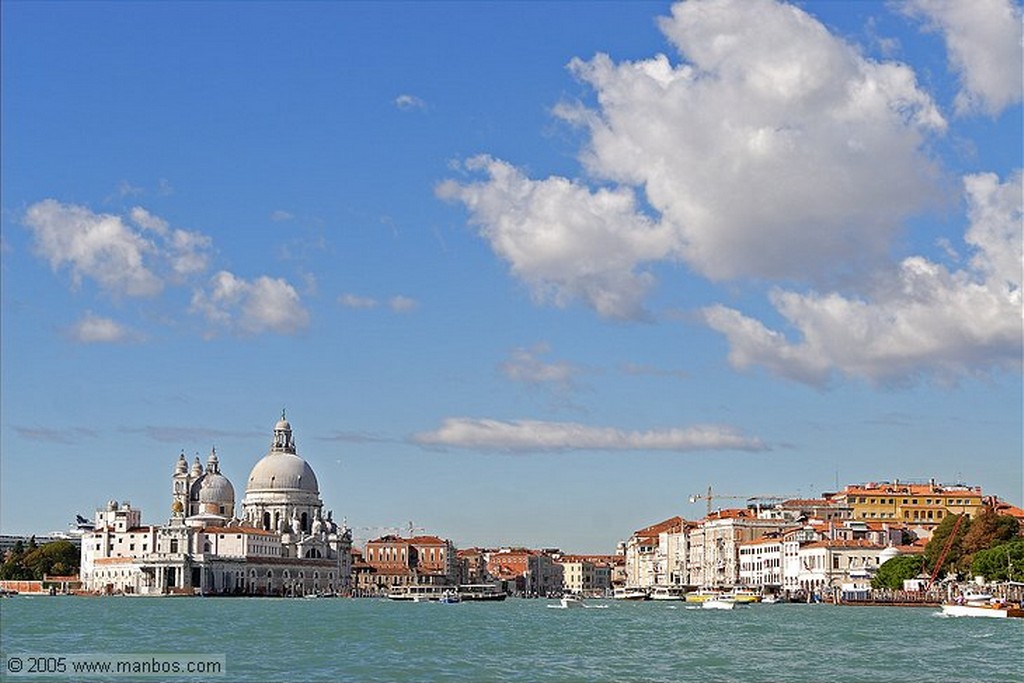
[262,512,271,531]
[301,512,309,532]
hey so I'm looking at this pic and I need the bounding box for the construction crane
[688,485,793,517]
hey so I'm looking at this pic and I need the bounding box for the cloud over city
[438,0,1021,385]
[412,417,768,453]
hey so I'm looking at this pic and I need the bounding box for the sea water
[1,597,1021,682]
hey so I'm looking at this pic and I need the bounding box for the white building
[687,510,789,588]
[80,414,352,596]
[794,539,886,597]
[624,517,683,589]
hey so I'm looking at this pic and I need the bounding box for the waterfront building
[555,556,595,595]
[79,414,352,596]
[737,536,784,591]
[360,534,458,592]
[833,480,984,530]
[487,548,562,596]
[456,547,492,585]
[687,509,789,588]
[624,516,684,589]
[794,539,886,595]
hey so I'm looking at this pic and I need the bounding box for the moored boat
[729,589,762,604]
[684,589,720,603]
[613,587,649,601]
[650,586,687,601]
[941,594,1023,619]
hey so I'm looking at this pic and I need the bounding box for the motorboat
[560,594,585,609]
[613,587,649,600]
[439,590,461,604]
[941,594,1023,619]
[457,584,507,602]
[684,589,720,603]
[729,589,762,604]
[702,597,736,610]
[650,586,687,601]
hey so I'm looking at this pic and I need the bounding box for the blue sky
[2,0,1021,554]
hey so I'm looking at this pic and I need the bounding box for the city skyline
[2,0,1021,554]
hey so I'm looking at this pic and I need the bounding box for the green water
[1,597,1021,682]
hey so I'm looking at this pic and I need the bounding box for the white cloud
[704,171,1023,385]
[395,94,426,110]
[270,210,294,222]
[440,0,946,318]
[24,201,212,297]
[501,343,582,391]
[413,417,768,453]
[24,200,163,297]
[438,156,673,320]
[388,295,418,313]
[902,0,1023,116]
[65,312,140,344]
[338,293,379,309]
[191,271,310,336]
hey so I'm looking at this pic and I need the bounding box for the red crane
[925,513,966,592]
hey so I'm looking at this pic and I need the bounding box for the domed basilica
[80,414,352,596]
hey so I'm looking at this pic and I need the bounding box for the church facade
[80,415,352,596]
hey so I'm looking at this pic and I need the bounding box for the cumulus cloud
[901,0,1023,116]
[24,200,163,297]
[191,271,310,336]
[438,156,673,320]
[412,417,768,453]
[395,94,426,110]
[65,312,141,344]
[439,0,945,318]
[23,200,212,297]
[501,343,583,391]
[704,171,1023,385]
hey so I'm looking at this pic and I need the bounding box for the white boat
[439,590,461,604]
[760,595,781,604]
[613,587,649,601]
[650,586,687,601]
[702,598,736,610]
[941,594,1023,619]
[559,595,585,609]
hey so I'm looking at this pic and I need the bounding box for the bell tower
[171,451,189,519]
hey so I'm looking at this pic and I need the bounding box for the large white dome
[244,413,319,494]
[246,452,319,493]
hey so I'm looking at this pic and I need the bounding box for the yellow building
[835,480,983,525]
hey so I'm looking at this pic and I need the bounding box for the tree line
[0,538,80,580]
[872,509,1022,590]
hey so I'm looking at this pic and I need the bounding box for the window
[170,539,179,553]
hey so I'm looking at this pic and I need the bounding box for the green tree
[21,541,80,579]
[0,540,80,581]
[961,510,1019,556]
[872,555,925,590]
[924,513,971,577]
[970,539,1024,582]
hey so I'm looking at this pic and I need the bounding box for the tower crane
[688,485,794,517]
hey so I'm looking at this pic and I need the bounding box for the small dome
[197,472,235,505]
[246,452,319,493]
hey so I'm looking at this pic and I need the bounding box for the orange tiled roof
[841,482,983,497]
[634,516,684,539]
